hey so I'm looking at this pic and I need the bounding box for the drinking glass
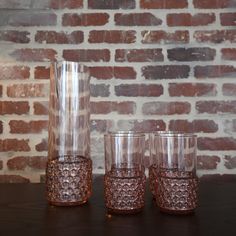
[155,132,198,214]
[46,61,92,206]
[104,131,146,214]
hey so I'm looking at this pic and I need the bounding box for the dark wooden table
[0,176,236,236]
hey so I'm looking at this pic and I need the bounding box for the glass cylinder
[149,131,177,197]
[155,132,198,214]
[104,131,146,214]
[46,61,92,206]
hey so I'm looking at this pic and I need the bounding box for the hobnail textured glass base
[156,169,199,214]
[104,168,146,214]
[46,156,92,206]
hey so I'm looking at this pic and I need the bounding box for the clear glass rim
[104,131,145,137]
[155,131,197,138]
[51,60,88,71]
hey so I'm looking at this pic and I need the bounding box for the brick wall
[0,0,235,182]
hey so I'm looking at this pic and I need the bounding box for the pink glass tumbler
[104,131,146,214]
[155,132,199,214]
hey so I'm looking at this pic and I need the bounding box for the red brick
[10,49,57,62]
[141,0,188,9]
[89,67,114,79]
[89,30,136,44]
[0,139,30,152]
[142,102,191,115]
[7,12,57,26]
[221,48,236,60]
[196,101,236,114]
[7,156,27,170]
[7,84,48,98]
[114,67,136,79]
[35,31,84,44]
[0,101,29,115]
[115,13,162,26]
[0,30,30,43]
[63,49,110,62]
[193,0,236,8]
[0,175,30,183]
[142,30,189,44]
[28,156,47,169]
[34,66,50,80]
[169,120,218,133]
[197,156,220,170]
[91,84,110,97]
[50,0,83,9]
[89,66,136,80]
[194,30,236,43]
[35,139,48,152]
[169,83,217,96]
[115,49,164,62]
[88,0,135,9]
[194,65,236,78]
[117,120,166,132]
[142,65,190,79]
[222,83,236,96]
[91,101,136,115]
[0,65,30,80]
[198,137,236,150]
[2,0,82,9]
[0,121,2,133]
[167,13,215,26]
[33,101,49,115]
[168,47,216,61]
[224,155,236,169]
[115,84,163,97]
[9,120,48,134]
[220,13,236,26]
[62,13,109,26]
[90,120,114,133]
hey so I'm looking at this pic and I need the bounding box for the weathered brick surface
[167,13,215,26]
[169,120,218,133]
[0,65,30,80]
[169,83,217,96]
[35,31,84,44]
[140,0,188,9]
[115,49,164,62]
[142,30,189,44]
[142,102,191,115]
[117,120,166,132]
[62,13,109,26]
[0,0,235,181]
[115,13,162,26]
[197,156,221,170]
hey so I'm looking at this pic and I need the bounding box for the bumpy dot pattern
[156,170,199,214]
[104,169,146,214]
[46,157,92,206]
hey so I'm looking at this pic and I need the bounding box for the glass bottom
[156,169,198,215]
[107,207,143,215]
[46,156,92,206]
[159,207,195,215]
[104,169,146,214]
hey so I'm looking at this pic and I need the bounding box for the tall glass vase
[46,61,92,206]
